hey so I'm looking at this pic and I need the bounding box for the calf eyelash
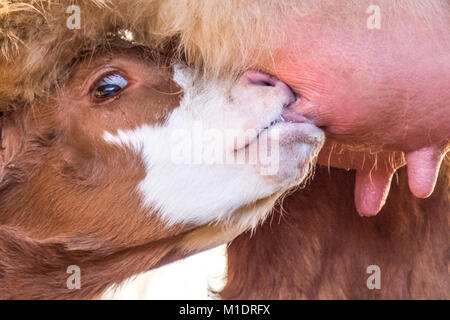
[99,73,128,88]
[94,73,128,99]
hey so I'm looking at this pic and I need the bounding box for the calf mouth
[240,104,322,151]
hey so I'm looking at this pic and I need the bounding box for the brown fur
[222,160,449,299]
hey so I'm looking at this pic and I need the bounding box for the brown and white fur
[0,15,324,298]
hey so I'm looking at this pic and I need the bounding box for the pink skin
[268,9,450,216]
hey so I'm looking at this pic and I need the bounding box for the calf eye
[94,73,128,99]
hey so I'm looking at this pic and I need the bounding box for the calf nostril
[243,70,297,107]
[245,71,277,87]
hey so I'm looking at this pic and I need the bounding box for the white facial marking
[104,64,324,230]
